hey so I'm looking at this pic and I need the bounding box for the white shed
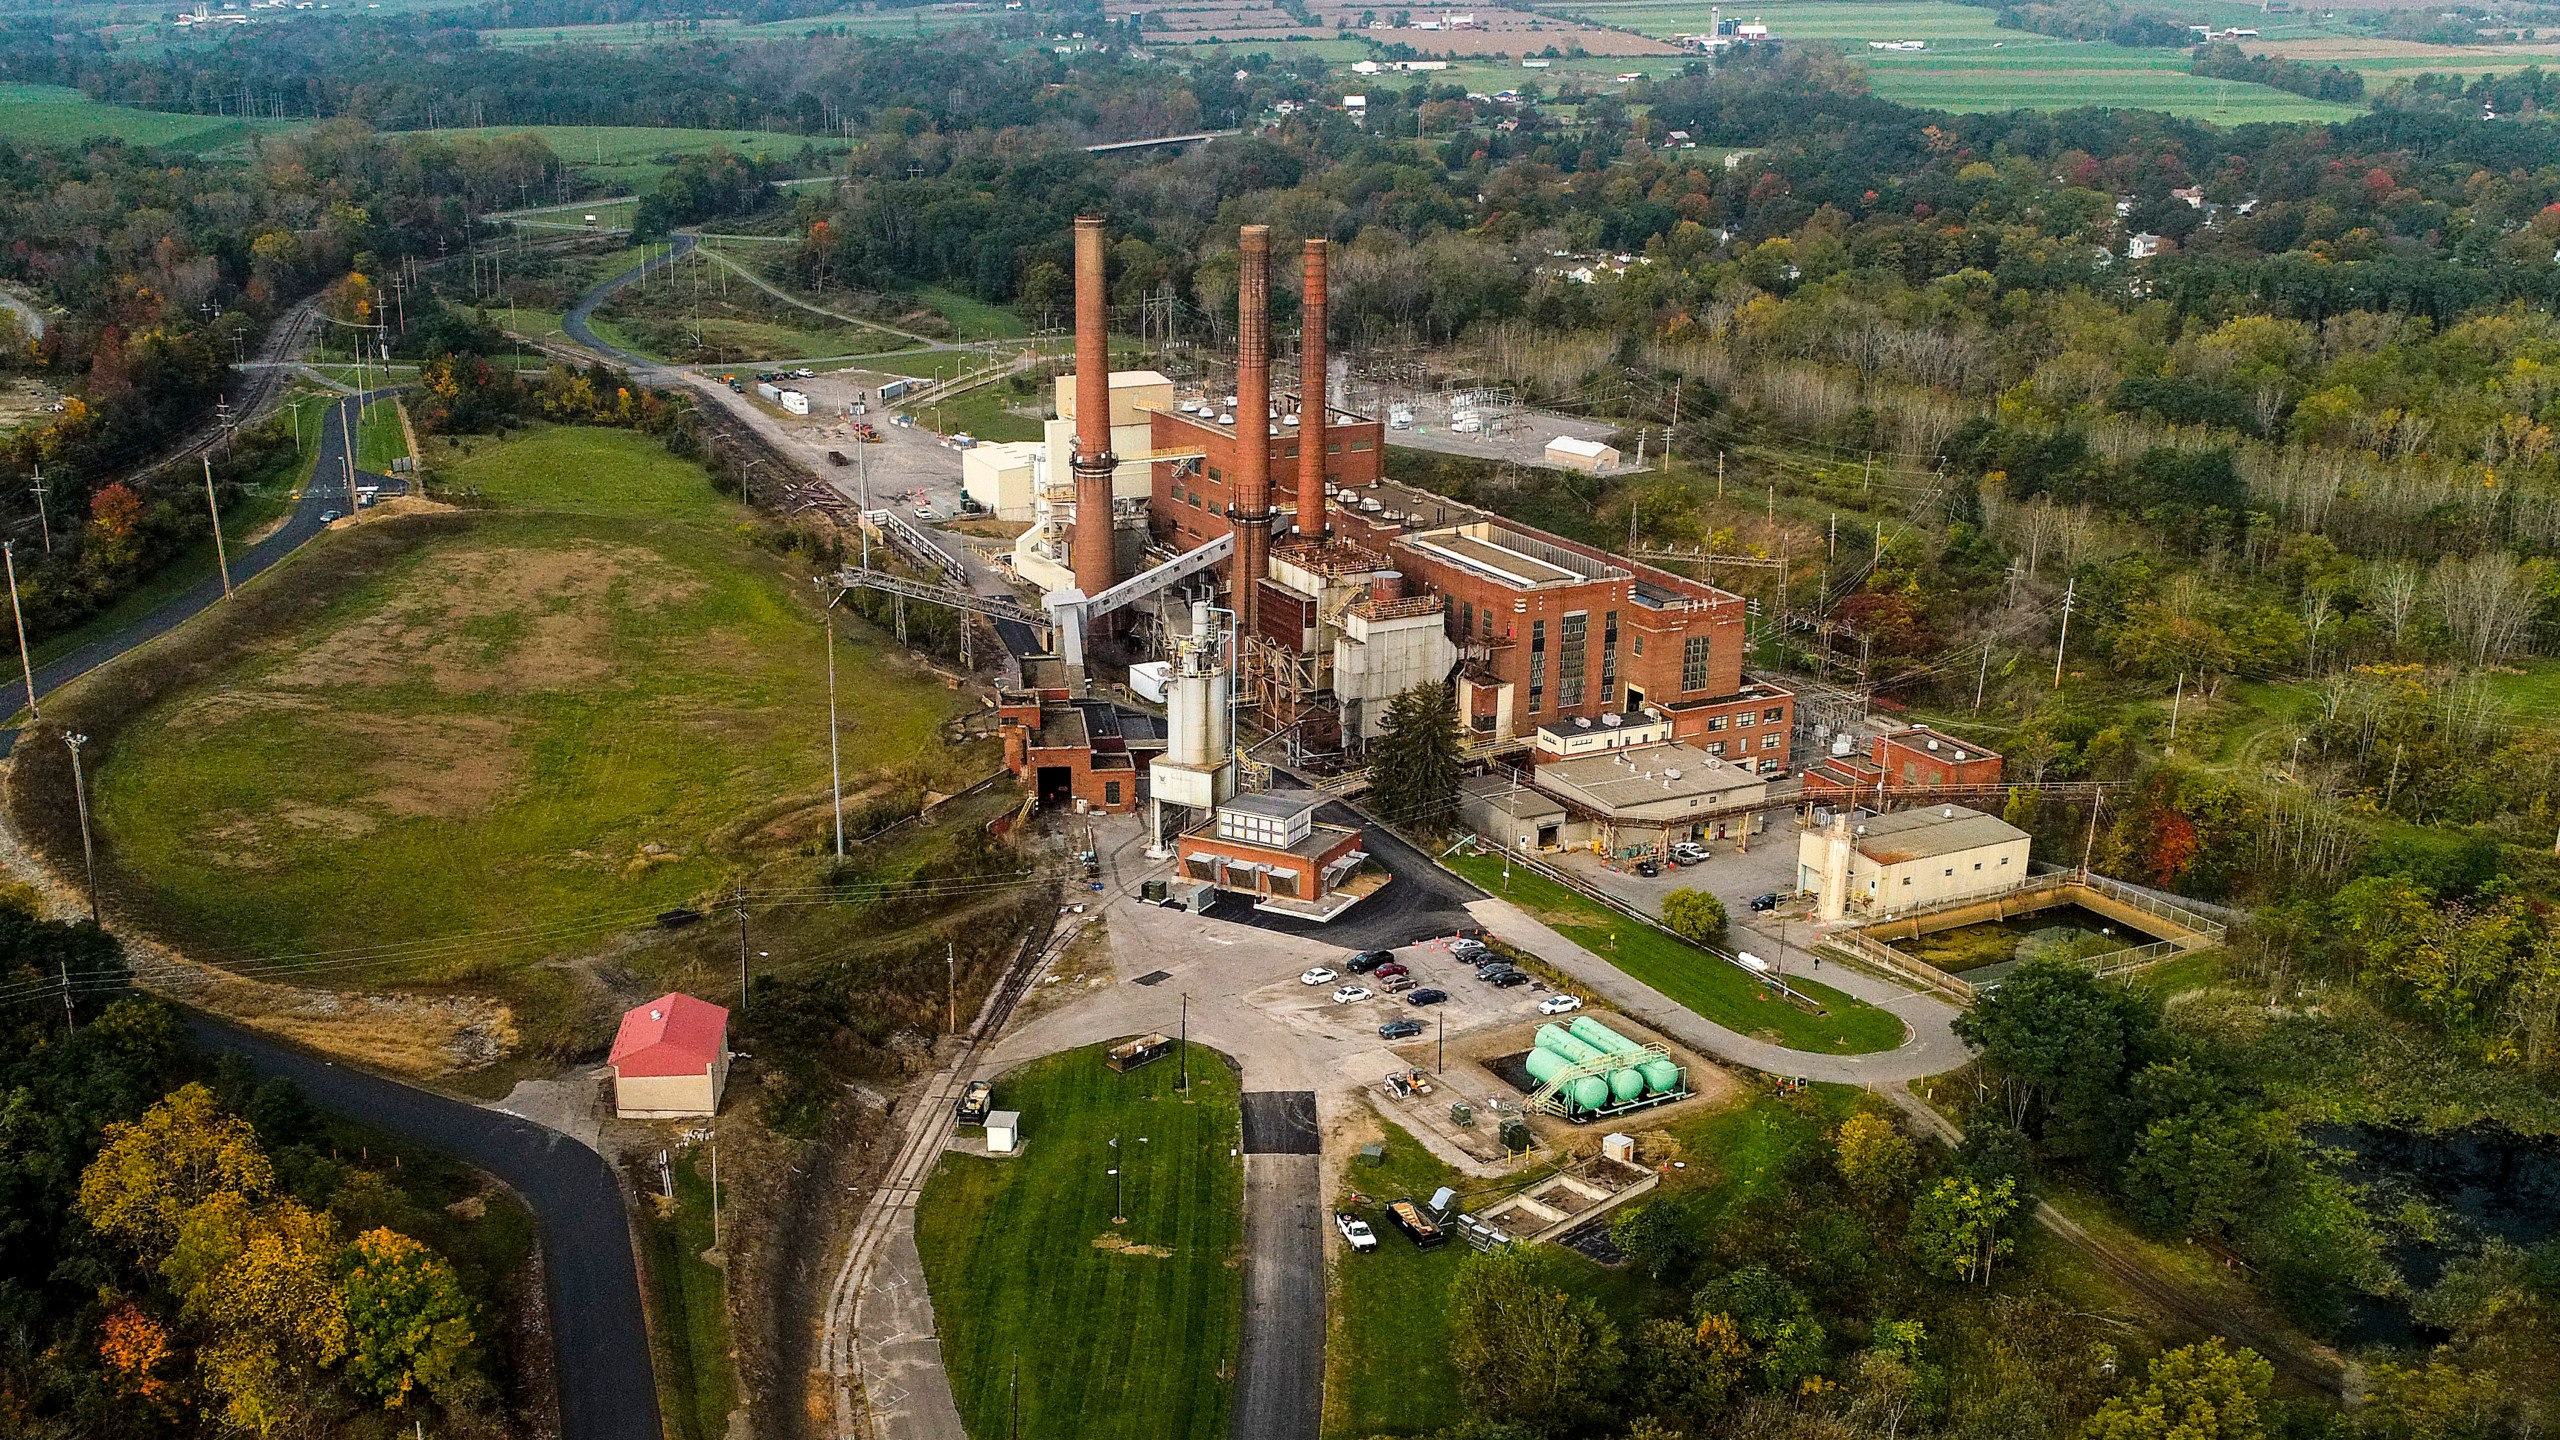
[986,1110,1022,1154]
[1544,435,1621,472]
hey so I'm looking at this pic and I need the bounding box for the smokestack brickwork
[1232,225,1273,633]
[1298,238,1329,539]
[1069,215,1117,599]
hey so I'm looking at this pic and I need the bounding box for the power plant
[975,215,1803,916]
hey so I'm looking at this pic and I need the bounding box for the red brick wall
[1152,411,1386,551]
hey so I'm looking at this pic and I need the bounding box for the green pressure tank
[1571,1016,1682,1096]
[1536,1025,1604,1063]
[1537,1026,1643,1103]
[1524,1045,1609,1113]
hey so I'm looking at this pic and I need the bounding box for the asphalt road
[0,389,401,751]
[563,235,696,370]
[1232,1152,1323,1440]
[192,1018,664,1440]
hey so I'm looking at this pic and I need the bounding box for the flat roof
[1462,775,1567,820]
[1535,710,1664,743]
[1534,743,1764,811]
[1222,790,1323,822]
[1850,805,2028,864]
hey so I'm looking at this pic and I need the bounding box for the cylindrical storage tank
[1569,1016,1643,1056]
[1169,672,1215,768]
[1524,1047,1608,1113]
[1535,1025,1603,1064]
[1605,1066,1646,1103]
[1638,1058,1682,1095]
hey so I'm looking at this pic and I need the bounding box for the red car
[1374,961,1409,979]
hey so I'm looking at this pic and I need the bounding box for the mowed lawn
[425,124,851,188]
[916,1045,1243,1440]
[1446,852,1906,1054]
[0,82,294,151]
[90,424,970,979]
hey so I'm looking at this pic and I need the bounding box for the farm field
[422,124,852,188]
[86,423,974,986]
[1445,852,1906,1053]
[1557,0,2366,119]
[0,81,292,151]
[916,1043,1243,1440]
[479,7,994,46]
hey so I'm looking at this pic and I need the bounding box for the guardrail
[1822,932,1976,1003]
[2079,870,2229,944]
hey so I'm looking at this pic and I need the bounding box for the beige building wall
[1862,838,2030,911]
[962,441,1042,520]
[612,1055,729,1119]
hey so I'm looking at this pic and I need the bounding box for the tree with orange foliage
[97,1301,175,1408]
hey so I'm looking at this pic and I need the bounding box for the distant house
[609,993,730,1119]
[2127,232,2163,259]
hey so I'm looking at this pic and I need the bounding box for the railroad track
[822,897,1074,1440]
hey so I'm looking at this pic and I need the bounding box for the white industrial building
[961,440,1044,520]
[1798,805,2033,921]
[1544,435,1620,472]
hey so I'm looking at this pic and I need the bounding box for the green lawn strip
[1326,1121,1472,1439]
[915,1044,1243,1440]
[911,285,1030,340]
[88,424,972,980]
[641,1149,738,1440]
[355,398,411,472]
[1445,853,1905,1055]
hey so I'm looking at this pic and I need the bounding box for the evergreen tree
[1369,681,1462,836]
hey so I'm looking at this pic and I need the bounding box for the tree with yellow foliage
[343,1227,479,1410]
[77,1081,273,1257]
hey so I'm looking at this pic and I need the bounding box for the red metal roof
[610,993,728,1078]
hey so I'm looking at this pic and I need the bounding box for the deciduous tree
[1448,1250,1624,1431]
[1661,888,1729,949]
[2084,1339,2273,1440]
[1835,1111,1918,1204]
[342,1227,479,1409]
[77,1081,274,1257]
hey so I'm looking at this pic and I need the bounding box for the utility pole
[2053,577,2076,689]
[30,465,49,551]
[6,542,36,721]
[1716,449,1725,499]
[1973,644,1991,713]
[947,941,958,1036]
[825,611,844,858]
[58,956,75,1033]
[2167,671,2185,754]
[339,400,358,507]
[735,889,750,1012]
[65,731,97,923]
[204,457,233,600]
[1664,379,1679,472]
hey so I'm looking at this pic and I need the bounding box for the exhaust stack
[1298,238,1328,538]
[1068,215,1116,600]
[1233,225,1272,634]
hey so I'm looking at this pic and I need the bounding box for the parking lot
[1548,814,1830,966]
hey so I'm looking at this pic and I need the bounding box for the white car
[1449,937,1490,961]
[1538,994,1585,1016]
[1300,967,1338,986]
[1335,1212,1378,1252]
[1333,984,1373,1004]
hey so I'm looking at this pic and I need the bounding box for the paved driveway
[191,1018,660,1440]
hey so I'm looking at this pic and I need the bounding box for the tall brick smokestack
[1233,225,1272,634]
[1068,215,1116,599]
[1297,238,1328,539]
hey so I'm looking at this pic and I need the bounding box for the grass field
[641,1148,738,1440]
[354,398,411,473]
[481,8,993,46]
[916,1044,1243,1440]
[0,81,293,152]
[89,423,973,982]
[423,124,851,189]
[1557,0,2364,120]
[1446,852,1906,1054]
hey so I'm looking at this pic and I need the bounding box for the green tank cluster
[1526,1016,1683,1115]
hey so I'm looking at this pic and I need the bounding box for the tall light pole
[1108,1135,1124,1224]
[64,731,98,923]
[5,542,37,721]
[825,605,845,858]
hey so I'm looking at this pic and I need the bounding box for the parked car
[1634,859,1661,878]
[1487,969,1530,989]
[1407,988,1448,1006]
[1475,959,1514,980]
[1300,966,1338,986]
[1383,975,1417,994]
[1449,937,1490,961]
[1538,994,1585,1016]
[319,509,340,522]
[1373,961,1409,979]
[1670,842,1709,866]
[1335,1211,1379,1252]
[1748,892,1783,912]
[1378,1018,1425,1040]
[1332,984,1373,1004]
[1345,950,1393,974]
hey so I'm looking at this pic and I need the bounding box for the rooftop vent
[648,1008,665,1022]
[1664,768,1682,780]
[1941,807,1955,818]
[1601,712,1622,725]
[1575,716,1593,728]
[1926,738,1940,751]
[1856,825,1868,836]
